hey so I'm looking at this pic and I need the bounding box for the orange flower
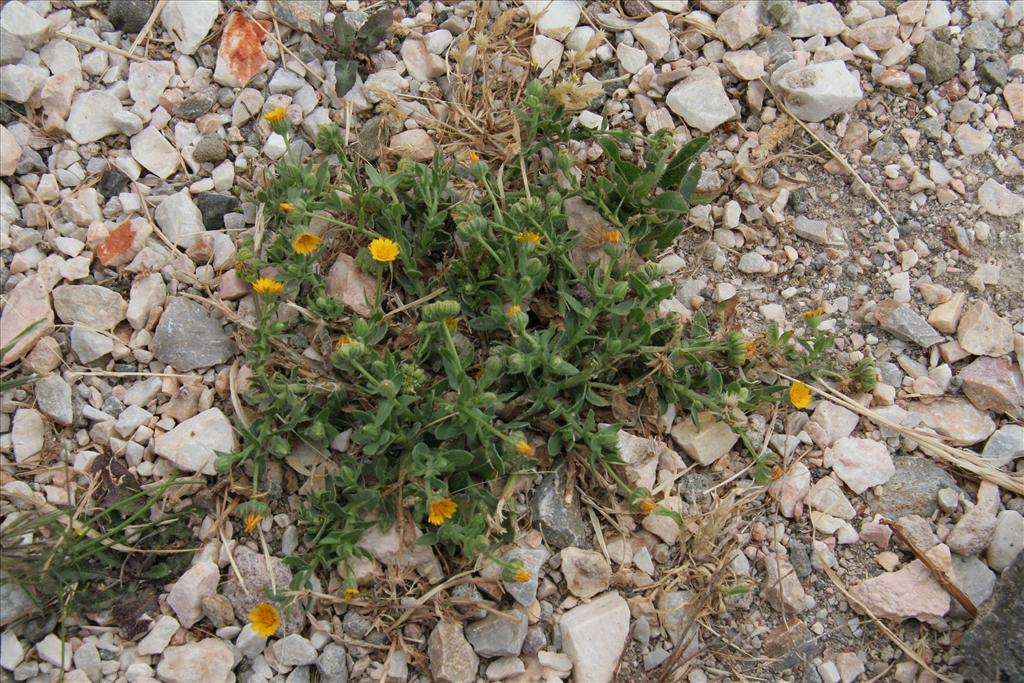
[506,304,522,317]
[252,277,284,295]
[428,498,457,525]
[248,603,281,637]
[279,201,295,213]
[293,232,320,255]
[511,568,530,583]
[468,150,480,163]
[368,237,400,262]
[263,107,287,123]
[515,231,543,245]
[771,465,784,480]
[789,381,812,409]
[244,513,262,533]
[606,230,622,244]
[638,498,657,513]
[803,308,826,319]
[515,440,533,457]
[445,318,458,331]
[336,336,352,349]
[343,587,359,602]
[743,341,756,361]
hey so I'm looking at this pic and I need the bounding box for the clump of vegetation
[318,9,394,98]
[226,82,872,593]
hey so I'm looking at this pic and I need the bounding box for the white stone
[0,124,20,176]
[154,190,204,248]
[977,179,1024,217]
[524,0,581,41]
[167,562,220,628]
[738,251,770,273]
[633,13,672,60]
[129,60,175,110]
[127,272,167,330]
[154,408,236,475]
[132,127,180,179]
[67,90,124,144]
[157,639,234,683]
[716,4,758,49]
[924,1,952,29]
[778,61,863,122]
[825,437,895,494]
[263,132,287,160]
[723,50,765,80]
[768,461,811,518]
[400,38,445,82]
[0,64,46,103]
[272,634,318,667]
[953,123,992,155]
[531,35,564,78]
[806,476,856,519]
[161,0,220,55]
[35,634,71,671]
[424,29,454,54]
[786,3,846,37]
[0,630,25,670]
[559,591,630,683]
[12,408,44,463]
[666,67,736,132]
[138,615,181,656]
[987,510,1024,572]
[0,0,51,49]
[389,129,435,161]
[616,43,648,74]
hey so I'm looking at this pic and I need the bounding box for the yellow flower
[263,107,287,123]
[515,440,533,457]
[428,497,457,526]
[248,603,281,638]
[468,150,480,163]
[343,587,359,602]
[252,277,284,295]
[506,304,522,317]
[511,568,530,583]
[445,318,458,331]
[789,381,812,409]
[279,201,295,213]
[368,237,400,263]
[244,513,262,533]
[743,341,756,361]
[336,335,352,349]
[606,230,622,244]
[638,498,657,513]
[514,231,543,245]
[803,308,826,319]
[293,232,321,255]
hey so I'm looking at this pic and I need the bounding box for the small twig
[129,0,167,56]
[57,31,147,61]
[880,518,977,619]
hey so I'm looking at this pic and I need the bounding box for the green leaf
[445,450,474,468]
[679,162,703,202]
[355,9,393,53]
[650,190,689,213]
[662,136,709,189]
[334,60,358,97]
[334,13,356,54]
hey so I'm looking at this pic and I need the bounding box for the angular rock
[783,3,845,37]
[560,547,612,599]
[465,610,528,658]
[927,291,966,334]
[128,60,174,110]
[154,192,204,249]
[389,129,435,161]
[400,37,445,82]
[767,461,811,518]
[152,297,234,370]
[722,49,766,80]
[633,13,672,60]
[961,553,1024,682]
[559,591,630,683]
[428,622,478,683]
[358,519,442,582]
[97,218,152,267]
[957,300,1014,358]
[222,546,301,634]
[869,456,957,519]
[777,61,863,122]
[670,411,738,465]
[317,642,349,682]
[805,475,855,519]
[946,481,1000,557]
[214,12,268,87]
[161,0,220,55]
[531,34,563,78]
[34,374,73,426]
[156,639,234,683]
[615,429,670,491]
[326,253,377,318]
[154,408,235,475]
[981,425,1024,468]
[127,272,166,329]
[108,0,153,33]
[850,543,951,625]
[12,408,44,463]
[131,127,180,179]
[665,67,736,132]
[848,15,899,50]
[716,4,757,49]
[761,550,811,613]
[502,547,549,607]
[70,325,113,363]
[0,274,54,365]
[950,555,996,619]
[0,124,20,176]
[53,285,126,330]
[531,465,588,548]
[978,179,1024,217]
[273,634,318,667]
[792,215,844,245]
[167,561,220,629]
[912,395,996,445]
[825,437,895,495]
[524,0,581,41]
[196,192,240,230]
[987,510,1024,572]
[66,91,123,144]
[808,401,859,447]
[959,356,1024,417]
[137,615,181,656]
[874,299,944,348]
[0,0,51,49]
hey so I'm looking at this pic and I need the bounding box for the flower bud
[611,281,630,300]
[423,300,462,322]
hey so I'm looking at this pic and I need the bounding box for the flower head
[445,318,458,331]
[244,513,262,533]
[515,440,533,457]
[743,341,756,361]
[468,150,480,163]
[428,497,457,526]
[252,277,284,295]
[336,335,352,349]
[803,308,826,319]
[506,304,522,317]
[789,380,812,409]
[279,201,295,213]
[293,232,321,255]
[248,603,281,638]
[771,465,784,480]
[515,230,543,245]
[606,230,622,244]
[638,498,657,513]
[343,587,359,602]
[263,107,287,124]
[368,237,400,263]
[511,568,530,583]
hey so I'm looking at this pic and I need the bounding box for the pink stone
[825,437,895,495]
[213,13,269,88]
[958,356,1024,418]
[0,274,54,365]
[218,269,251,301]
[768,461,811,518]
[849,544,951,625]
[860,520,892,549]
[326,253,377,317]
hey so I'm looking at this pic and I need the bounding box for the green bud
[556,152,574,174]
[549,357,578,376]
[423,300,461,322]
[508,353,528,373]
[523,257,544,280]
[236,500,271,520]
[305,420,326,442]
[606,339,623,355]
[611,281,630,300]
[526,80,545,99]
[270,436,290,457]
[377,379,397,398]
[270,321,287,334]
[545,190,562,206]
[214,453,239,474]
[508,310,529,333]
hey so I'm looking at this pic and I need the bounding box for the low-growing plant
[226,83,870,592]
[317,8,393,98]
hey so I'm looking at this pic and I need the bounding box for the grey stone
[108,0,153,33]
[428,622,478,683]
[868,456,958,519]
[962,20,1000,51]
[793,216,844,245]
[874,300,944,348]
[272,634,318,667]
[502,547,549,607]
[152,297,234,371]
[987,510,1024,572]
[196,193,241,230]
[201,594,236,628]
[192,135,229,163]
[316,643,349,683]
[34,374,73,426]
[916,36,959,82]
[0,581,34,626]
[156,639,234,683]
[72,641,101,681]
[53,285,127,330]
[961,553,1024,681]
[951,555,997,619]
[531,465,588,549]
[465,611,528,658]
[222,546,302,635]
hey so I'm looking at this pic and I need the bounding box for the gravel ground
[1,1,1023,682]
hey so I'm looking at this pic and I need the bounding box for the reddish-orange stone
[218,13,270,87]
[97,219,135,267]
